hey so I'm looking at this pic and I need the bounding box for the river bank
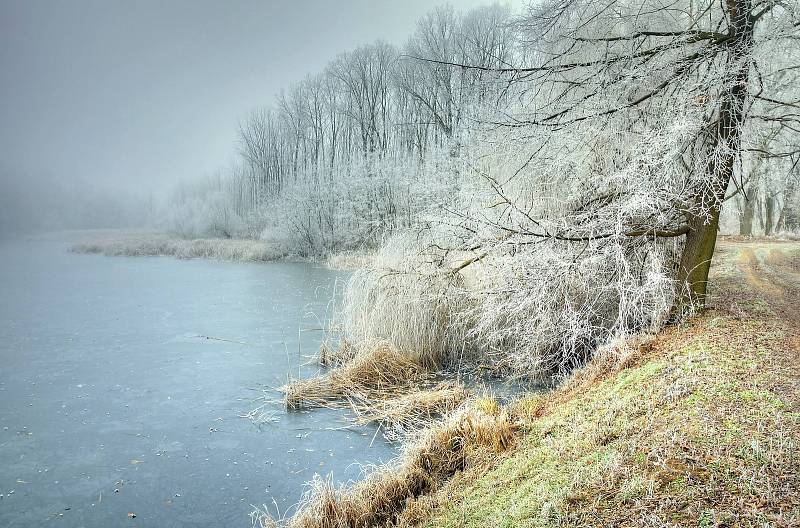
[67,230,285,262]
[257,238,800,527]
[66,230,375,269]
[424,239,800,526]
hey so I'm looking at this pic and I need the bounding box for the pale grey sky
[0,0,523,196]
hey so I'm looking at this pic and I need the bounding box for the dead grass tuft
[350,382,468,439]
[282,342,427,410]
[283,342,470,441]
[263,404,516,528]
[473,395,501,417]
[318,338,357,367]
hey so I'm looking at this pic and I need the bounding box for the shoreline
[65,230,375,269]
[61,233,800,526]
[257,238,800,527]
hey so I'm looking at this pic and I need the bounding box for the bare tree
[418,0,799,311]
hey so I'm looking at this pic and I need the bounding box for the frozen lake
[0,239,395,527]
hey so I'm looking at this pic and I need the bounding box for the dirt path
[713,238,800,327]
[711,237,800,414]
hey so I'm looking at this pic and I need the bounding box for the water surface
[0,239,395,527]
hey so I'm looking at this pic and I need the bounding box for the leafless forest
[161,0,800,379]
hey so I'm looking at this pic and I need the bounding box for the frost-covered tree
[423,0,799,311]
[167,4,518,254]
[338,0,800,378]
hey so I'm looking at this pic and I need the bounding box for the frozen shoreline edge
[66,230,375,270]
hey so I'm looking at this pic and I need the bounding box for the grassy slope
[422,240,800,527]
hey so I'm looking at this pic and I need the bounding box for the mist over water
[0,0,514,237]
[4,0,793,525]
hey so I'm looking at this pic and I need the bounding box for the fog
[1,1,798,525]
[0,0,519,235]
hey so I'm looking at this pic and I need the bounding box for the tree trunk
[674,209,721,313]
[739,192,755,236]
[764,194,775,236]
[782,179,799,231]
[671,0,754,315]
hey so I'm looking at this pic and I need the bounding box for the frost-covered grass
[417,309,800,527]
[69,230,286,262]
[341,257,472,370]
[254,397,516,528]
[336,230,676,379]
[325,250,376,270]
[69,230,384,266]
[770,230,800,242]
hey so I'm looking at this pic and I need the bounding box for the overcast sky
[0,0,523,196]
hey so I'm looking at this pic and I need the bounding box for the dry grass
[326,251,376,270]
[282,342,428,410]
[473,394,502,417]
[414,270,800,528]
[350,382,468,440]
[318,338,357,367]
[341,236,476,371]
[255,402,516,528]
[70,230,283,261]
[282,341,469,443]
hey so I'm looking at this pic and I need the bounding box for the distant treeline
[164,4,518,255]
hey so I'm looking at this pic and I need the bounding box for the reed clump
[341,235,477,371]
[70,230,283,261]
[318,338,356,367]
[282,341,470,440]
[261,402,516,528]
[350,382,468,439]
[282,342,427,410]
